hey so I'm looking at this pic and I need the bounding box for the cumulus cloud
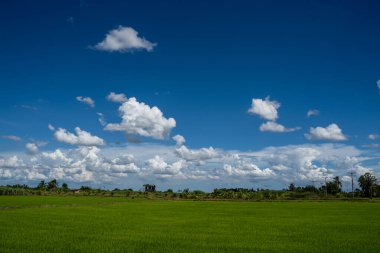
[172,134,185,146]
[25,143,39,155]
[174,145,219,166]
[145,155,186,176]
[305,123,347,141]
[307,109,320,118]
[259,121,300,133]
[0,135,22,141]
[93,26,156,53]
[107,92,128,103]
[368,134,379,140]
[105,97,176,140]
[248,97,280,121]
[54,127,105,146]
[76,96,95,108]
[223,163,275,179]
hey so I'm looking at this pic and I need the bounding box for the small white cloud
[172,134,185,146]
[248,97,280,121]
[377,80,380,91]
[368,134,379,140]
[105,97,176,140]
[54,127,105,146]
[307,109,320,118]
[305,123,347,141]
[259,121,300,133]
[106,92,128,103]
[0,135,22,141]
[76,96,95,108]
[48,124,55,131]
[25,143,39,155]
[93,26,156,53]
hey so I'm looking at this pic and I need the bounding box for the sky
[0,0,380,191]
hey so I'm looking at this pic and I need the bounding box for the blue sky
[0,0,379,190]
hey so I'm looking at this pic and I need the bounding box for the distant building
[143,184,156,192]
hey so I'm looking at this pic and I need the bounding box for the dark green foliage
[358,172,377,198]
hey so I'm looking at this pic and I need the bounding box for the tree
[326,176,342,195]
[47,179,58,190]
[288,183,296,191]
[358,172,377,199]
[37,180,46,190]
[61,183,69,192]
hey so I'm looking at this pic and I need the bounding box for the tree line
[0,172,378,200]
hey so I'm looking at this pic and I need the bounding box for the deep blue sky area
[0,0,379,189]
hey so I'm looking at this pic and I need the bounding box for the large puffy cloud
[107,92,128,103]
[105,97,176,140]
[305,123,347,141]
[0,142,378,190]
[93,26,156,53]
[76,96,95,108]
[54,127,105,146]
[248,97,280,121]
[259,121,300,133]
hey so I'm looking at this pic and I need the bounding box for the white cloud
[175,145,219,163]
[307,109,320,118]
[93,26,156,53]
[105,97,176,140]
[54,127,105,146]
[305,123,347,141]
[172,134,185,146]
[0,156,24,168]
[259,121,300,133]
[377,80,380,91]
[0,135,22,141]
[223,163,275,179]
[248,97,280,121]
[76,96,95,108]
[25,143,39,155]
[369,134,379,140]
[48,124,55,131]
[107,92,128,103]
[145,155,186,176]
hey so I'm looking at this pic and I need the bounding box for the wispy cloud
[0,135,22,141]
[259,121,300,133]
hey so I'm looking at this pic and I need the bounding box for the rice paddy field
[0,196,379,253]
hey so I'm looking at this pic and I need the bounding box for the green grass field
[1,196,379,253]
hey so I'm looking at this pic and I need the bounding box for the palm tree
[358,172,377,199]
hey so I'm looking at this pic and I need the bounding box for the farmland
[0,196,379,253]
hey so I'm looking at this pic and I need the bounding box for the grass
[0,196,379,253]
